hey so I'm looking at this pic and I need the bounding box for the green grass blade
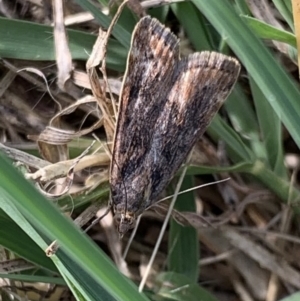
[0,153,149,301]
[235,0,252,15]
[0,209,56,272]
[208,115,255,162]
[223,83,267,162]
[0,185,114,301]
[187,161,300,208]
[193,0,300,150]
[225,83,259,139]
[249,77,287,178]
[273,0,294,30]
[149,6,170,21]
[57,251,117,301]
[171,2,212,50]
[241,16,296,47]
[0,17,127,71]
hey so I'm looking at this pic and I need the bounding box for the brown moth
[109,16,241,235]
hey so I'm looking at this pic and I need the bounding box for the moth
[110,16,241,235]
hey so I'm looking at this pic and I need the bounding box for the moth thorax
[114,208,136,236]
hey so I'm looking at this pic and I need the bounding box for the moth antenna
[156,177,231,204]
[84,204,112,233]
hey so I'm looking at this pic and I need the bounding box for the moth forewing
[110,16,180,234]
[143,52,240,205]
[109,16,241,235]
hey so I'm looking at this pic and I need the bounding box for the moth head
[113,206,136,237]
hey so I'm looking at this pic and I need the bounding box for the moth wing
[110,17,180,204]
[147,51,241,203]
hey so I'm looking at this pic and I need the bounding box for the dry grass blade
[34,141,96,198]
[222,228,300,288]
[199,227,270,300]
[86,1,129,142]
[26,152,109,182]
[53,0,73,91]
[52,0,83,99]
[0,259,35,273]
[0,143,50,168]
